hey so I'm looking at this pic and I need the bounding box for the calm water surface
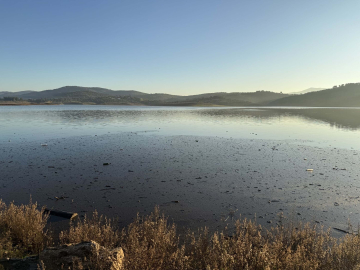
[1,105,360,234]
[1,105,360,150]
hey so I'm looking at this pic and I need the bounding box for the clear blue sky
[1,0,359,94]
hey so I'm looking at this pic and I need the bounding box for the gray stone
[39,241,123,270]
[0,256,38,270]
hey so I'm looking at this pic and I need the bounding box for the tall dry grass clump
[59,210,120,249]
[120,206,188,270]
[265,221,334,269]
[186,219,270,269]
[325,234,360,269]
[0,199,51,257]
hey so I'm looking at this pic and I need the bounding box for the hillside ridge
[2,83,360,107]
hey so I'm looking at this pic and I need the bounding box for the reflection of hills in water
[292,109,360,130]
[25,107,360,131]
[197,108,360,131]
[43,109,191,125]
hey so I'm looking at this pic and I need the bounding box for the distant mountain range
[0,86,290,106]
[0,90,35,98]
[291,87,326,94]
[1,83,360,107]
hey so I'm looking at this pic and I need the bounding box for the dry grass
[3,200,360,269]
[59,210,120,249]
[0,199,51,257]
[120,206,188,270]
[0,231,25,259]
[325,234,360,270]
[60,208,360,270]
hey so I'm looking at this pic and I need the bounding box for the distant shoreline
[0,102,234,107]
[0,102,59,106]
[2,102,360,108]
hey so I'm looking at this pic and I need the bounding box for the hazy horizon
[1,0,359,94]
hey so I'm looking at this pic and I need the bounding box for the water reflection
[1,106,360,149]
[197,108,360,131]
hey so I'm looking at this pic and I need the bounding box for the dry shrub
[120,206,188,270]
[0,199,51,257]
[57,207,360,270]
[266,221,333,270]
[186,219,269,270]
[185,218,336,270]
[5,201,360,269]
[326,234,360,270]
[0,231,26,259]
[59,210,120,249]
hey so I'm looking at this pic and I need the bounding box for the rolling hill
[270,83,360,107]
[0,90,35,98]
[18,86,182,102]
[150,91,290,106]
[2,86,291,106]
[3,83,360,107]
[20,86,141,99]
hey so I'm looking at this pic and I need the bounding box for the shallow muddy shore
[1,132,359,236]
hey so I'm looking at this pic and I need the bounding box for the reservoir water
[1,105,360,234]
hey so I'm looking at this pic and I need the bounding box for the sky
[1,0,360,95]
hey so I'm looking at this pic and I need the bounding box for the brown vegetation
[0,199,51,258]
[2,200,360,269]
[59,210,120,249]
